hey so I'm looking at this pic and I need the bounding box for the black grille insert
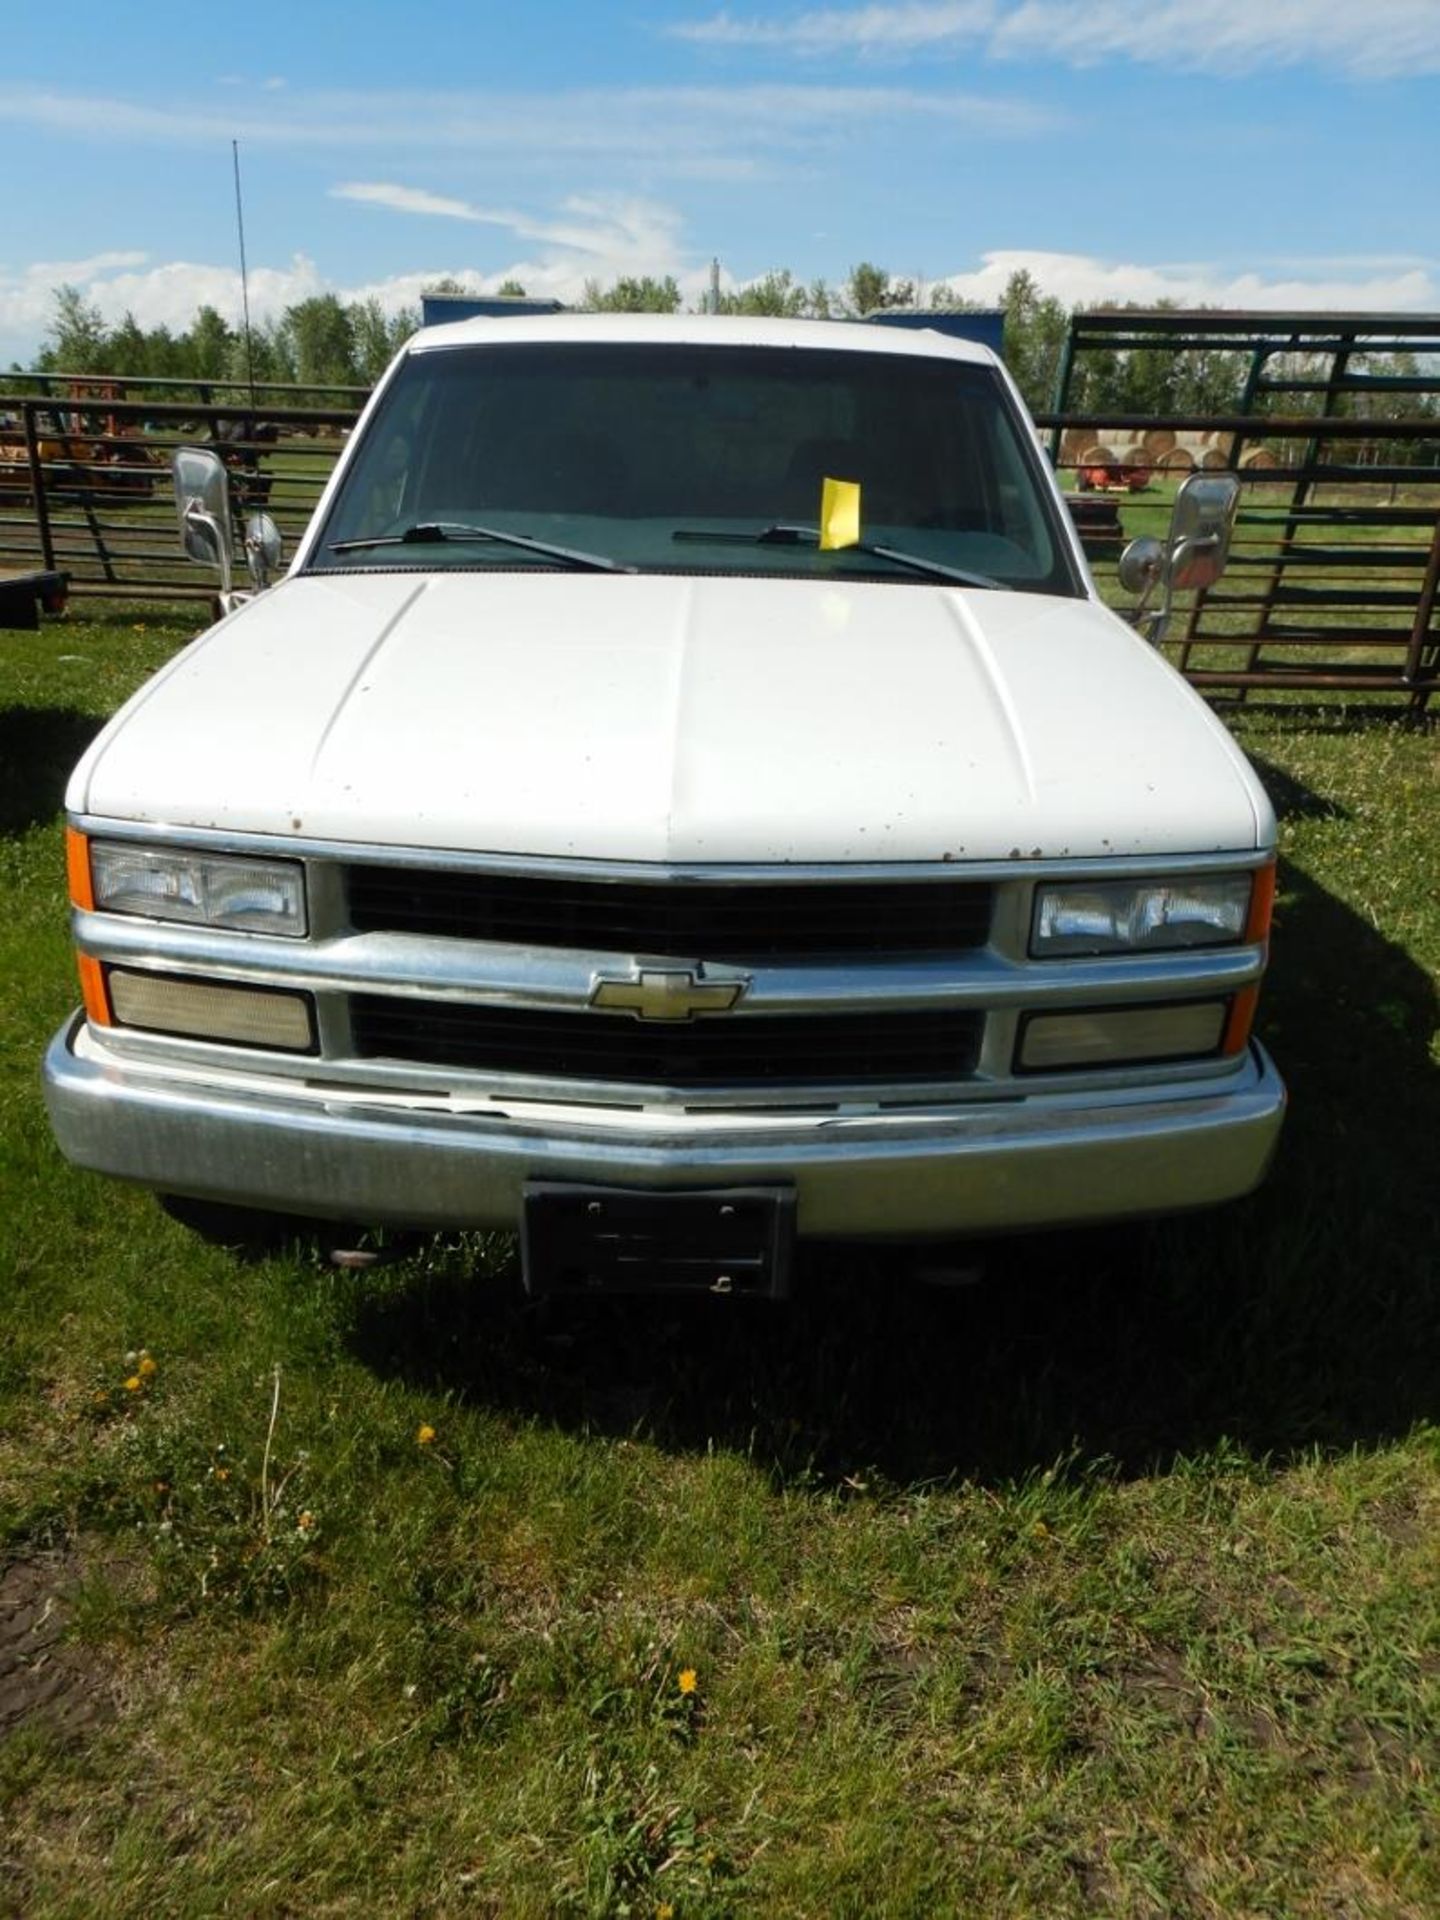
[345,867,993,960]
[349,997,983,1088]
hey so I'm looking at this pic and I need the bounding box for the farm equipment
[207,414,279,510]
[1074,443,1152,492]
[0,567,67,629]
[0,383,161,500]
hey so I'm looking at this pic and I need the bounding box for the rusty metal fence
[1038,410,1440,705]
[4,338,1438,706]
[0,375,365,603]
[1040,310,1440,706]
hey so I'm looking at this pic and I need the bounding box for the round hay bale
[1060,427,1091,464]
[1200,446,1230,470]
[1079,444,1116,467]
[1158,446,1194,472]
[1142,427,1176,459]
[1240,446,1278,470]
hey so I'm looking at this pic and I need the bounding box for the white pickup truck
[43,314,1283,1294]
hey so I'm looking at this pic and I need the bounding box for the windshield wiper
[328,521,634,574]
[672,523,998,590]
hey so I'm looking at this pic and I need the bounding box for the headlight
[1031,873,1253,958]
[87,842,308,937]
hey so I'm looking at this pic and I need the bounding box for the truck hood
[71,571,1268,861]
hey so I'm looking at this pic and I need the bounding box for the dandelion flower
[137,1355,157,1378]
[417,1423,437,1447]
[655,1904,675,1920]
[297,1510,315,1532]
[213,1466,230,1482]
[123,1375,142,1393]
[677,1668,698,1696]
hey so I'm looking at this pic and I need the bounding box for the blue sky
[2,0,1436,361]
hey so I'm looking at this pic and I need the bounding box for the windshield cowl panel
[308,341,1081,598]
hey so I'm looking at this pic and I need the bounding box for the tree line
[19,266,1434,423]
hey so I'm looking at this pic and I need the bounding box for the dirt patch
[1116,1646,1202,1729]
[1341,1718,1412,1795]
[1112,1651,1296,1754]
[0,1549,115,1742]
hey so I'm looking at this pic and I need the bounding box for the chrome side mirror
[172,446,234,595]
[1117,535,1164,597]
[245,511,283,589]
[1124,472,1240,644]
[1167,472,1240,592]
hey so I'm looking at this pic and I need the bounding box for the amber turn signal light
[1246,861,1277,947]
[66,826,94,911]
[75,952,111,1027]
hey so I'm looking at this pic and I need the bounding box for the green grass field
[1,605,1436,1917]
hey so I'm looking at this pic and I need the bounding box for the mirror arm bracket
[187,504,232,595]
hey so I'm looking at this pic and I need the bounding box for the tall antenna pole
[232,139,257,409]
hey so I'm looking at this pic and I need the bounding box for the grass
[1,603,1437,1916]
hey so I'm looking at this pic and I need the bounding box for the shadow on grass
[340,847,1437,1487]
[1248,753,1352,826]
[0,707,104,836]
[1214,700,1435,736]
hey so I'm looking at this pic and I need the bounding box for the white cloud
[672,0,1440,77]
[6,238,1436,369]
[0,194,707,364]
[927,247,1439,312]
[0,252,161,363]
[0,252,336,363]
[0,79,1060,165]
[333,183,484,222]
[330,184,685,262]
[677,3,995,52]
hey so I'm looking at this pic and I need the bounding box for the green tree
[843,262,915,316]
[1066,301,1237,417]
[805,278,837,319]
[496,279,527,297]
[104,312,156,377]
[350,296,417,382]
[39,285,111,371]
[580,275,682,313]
[715,269,812,318]
[228,314,294,387]
[998,269,1069,412]
[187,306,237,382]
[277,295,359,390]
[928,285,987,315]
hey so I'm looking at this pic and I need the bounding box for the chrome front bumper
[43,1016,1285,1239]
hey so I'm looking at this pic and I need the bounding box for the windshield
[310,341,1080,596]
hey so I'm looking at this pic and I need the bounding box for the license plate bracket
[521,1183,795,1299]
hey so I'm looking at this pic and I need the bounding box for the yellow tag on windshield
[818,476,861,551]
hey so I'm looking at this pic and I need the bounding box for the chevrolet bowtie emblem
[590,968,749,1021]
